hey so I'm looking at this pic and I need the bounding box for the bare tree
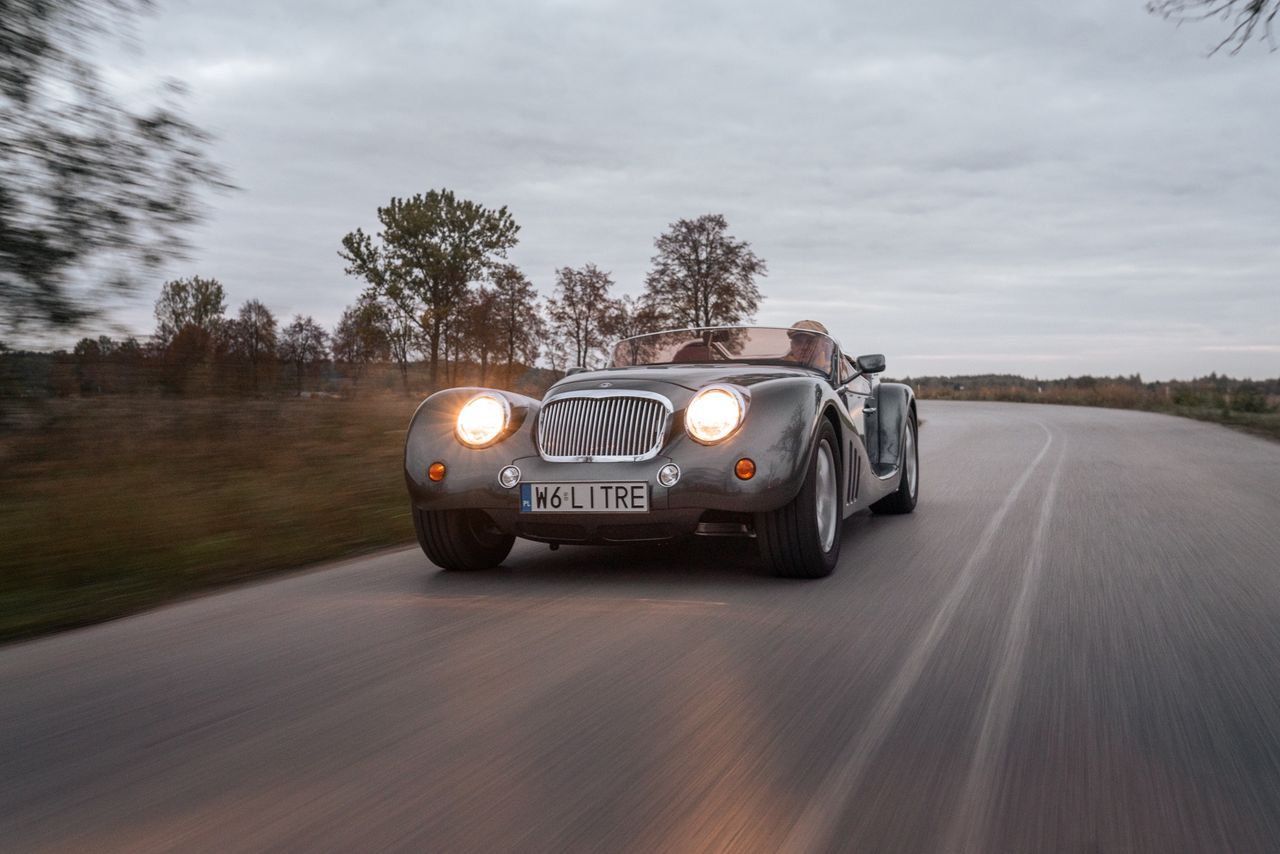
[277,315,330,394]
[1148,0,1279,53]
[542,335,571,374]
[642,214,766,329]
[608,293,666,341]
[153,276,226,347]
[152,276,226,393]
[457,287,501,385]
[603,294,667,366]
[442,292,476,386]
[490,264,545,386]
[545,264,618,369]
[332,299,391,386]
[228,299,277,392]
[384,312,422,394]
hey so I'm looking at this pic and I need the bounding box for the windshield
[609,326,836,373]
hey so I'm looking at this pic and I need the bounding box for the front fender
[873,382,915,475]
[662,378,829,513]
[405,387,541,506]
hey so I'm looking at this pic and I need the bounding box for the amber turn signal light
[428,462,447,482]
[735,458,755,480]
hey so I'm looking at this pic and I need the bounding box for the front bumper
[406,453,800,543]
[486,505,708,544]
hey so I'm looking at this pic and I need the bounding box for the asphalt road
[3,401,1280,853]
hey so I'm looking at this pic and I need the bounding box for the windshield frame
[607,325,840,381]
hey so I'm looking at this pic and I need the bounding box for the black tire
[413,507,514,571]
[756,420,843,579]
[870,410,918,515]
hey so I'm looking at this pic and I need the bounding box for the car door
[837,354,873,437]
[832,353,873,510]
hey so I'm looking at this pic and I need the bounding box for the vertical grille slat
[574,400,586,458]
[622,398,634,455]
[536,394,670,461]
[607,398,619,455]
[572,399,584,458]
[617,399,627,455]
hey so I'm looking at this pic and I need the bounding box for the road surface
[3,401,1280,852]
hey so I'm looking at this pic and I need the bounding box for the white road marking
[779,421,1056,854]
[942,439,1067,853]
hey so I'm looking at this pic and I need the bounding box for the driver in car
[785,320,834,369]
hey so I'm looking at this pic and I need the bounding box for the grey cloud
[85,0,1280,380]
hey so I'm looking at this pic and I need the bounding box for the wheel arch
[872,382,916,476]
[821,402,847,481]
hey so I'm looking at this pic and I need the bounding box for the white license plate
[520,482,649,513]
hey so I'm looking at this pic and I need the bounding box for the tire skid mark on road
[779,420,1056,854]
[942,437,1067,854]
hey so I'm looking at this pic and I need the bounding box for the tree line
[909,372,1277,413]
[23,194,768,396]
[339,190,766,386]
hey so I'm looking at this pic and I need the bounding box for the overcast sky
[93,0,1280,380]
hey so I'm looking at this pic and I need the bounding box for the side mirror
[565,366,588,376]
[856,354,885,375]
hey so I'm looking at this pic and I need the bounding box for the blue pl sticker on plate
[520,483,532,512]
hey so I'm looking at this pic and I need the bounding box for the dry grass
[915,384,1280,442]
[1169,407,1280,442]
[1,395,422,642]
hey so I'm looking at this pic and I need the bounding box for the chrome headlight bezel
[455,393,512,448]
[684,384,749,445]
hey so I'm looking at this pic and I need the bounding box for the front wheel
[870,410,918,515]
[756,420,843,579]
[413,507,514,571]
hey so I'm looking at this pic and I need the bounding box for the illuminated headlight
[455,393,510,448]
[685,385,747,444]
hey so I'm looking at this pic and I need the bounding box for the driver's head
[786,320,831,365]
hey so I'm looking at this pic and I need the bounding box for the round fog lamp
[428,461,447,482]
[657,463,681,487]
[499,465,521,488]
[735,458,756,480]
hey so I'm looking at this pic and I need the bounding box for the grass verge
[1167,407,1280,442]
[1,396,420,643]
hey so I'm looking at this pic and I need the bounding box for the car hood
[546,364,822,397]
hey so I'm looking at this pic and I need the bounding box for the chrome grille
[536,392,671,461]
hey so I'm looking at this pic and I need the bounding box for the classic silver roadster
[404,324,918,578]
